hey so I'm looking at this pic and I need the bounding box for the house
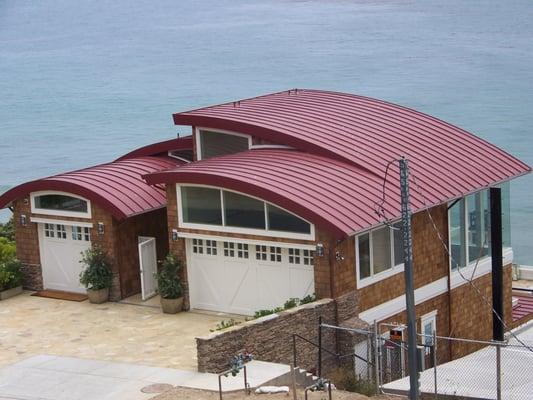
[1,89,530,363]
[0,136,192,300]
[142,89,530,360]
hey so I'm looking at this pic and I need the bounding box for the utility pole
[399,157,420,400]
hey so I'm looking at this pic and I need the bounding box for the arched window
[31,192,90,218]
[178,186,313,239]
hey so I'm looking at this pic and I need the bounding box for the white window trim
[420,310,438,327]
[195,127,252,161]
[359,277,448,323]
[167,151,191,163]
[30,191,91,219]
[30,216,93,228]
[450,246,513,290]
[177,231,316,250]
[176,184,316,241]
[355,225,404,289]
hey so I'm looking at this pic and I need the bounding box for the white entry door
[138,236,158,300]
[39,223,91,293]
[187,239,315,315]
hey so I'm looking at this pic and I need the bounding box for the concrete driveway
[0,292,227,370]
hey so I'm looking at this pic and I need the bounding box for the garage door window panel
[224,242,235,257]
[72,226,90,241]
[237,243,249,259]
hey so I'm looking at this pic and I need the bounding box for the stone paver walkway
[0,292,227,370]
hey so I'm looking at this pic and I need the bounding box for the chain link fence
[317,321,533,400]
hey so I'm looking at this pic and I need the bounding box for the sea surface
[0,0,532,263]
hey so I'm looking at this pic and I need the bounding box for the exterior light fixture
[97,222,105,235]
[335,251,345,262]
[171,229,179,241]
[315,243,324,257]
[20,214,27,226]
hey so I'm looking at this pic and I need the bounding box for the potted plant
[0,259,23,300]
[79,246,113,304]
[155,254,183,314]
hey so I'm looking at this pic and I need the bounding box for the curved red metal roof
[145,149,414,238]
[0,156,183,220]
[116,136,192,161]
[173,89,530,207]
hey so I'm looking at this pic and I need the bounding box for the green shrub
[155,254,182,299]
[284,298,299,309]
[300,293,316,304]
[0,218,14,242]
[211,318,241,332]
[329,367,376,396]
[79,246,113,290]
[0,237,16,264]
[0,259,22,291]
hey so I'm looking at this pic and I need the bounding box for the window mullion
[264,202,268,231]
[369,231,374,277]
[464,196,469,267]
[220,190,224,226]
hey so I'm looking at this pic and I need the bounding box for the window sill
[449,247,513,290]
[357,263,405,289]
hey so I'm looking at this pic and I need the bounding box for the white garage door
[187,239,315,315]
[38,223,91,294]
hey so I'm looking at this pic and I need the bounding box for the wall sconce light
[20,214,27,226]
[171,229,179,241]
[315,243,324,257]
[97,222,105,235]
[335,251,345,262]
[23,198,29,205]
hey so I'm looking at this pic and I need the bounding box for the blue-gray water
[1,0,532,263]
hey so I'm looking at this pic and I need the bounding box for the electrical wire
[374,158,401,230]
[408,171,533,353]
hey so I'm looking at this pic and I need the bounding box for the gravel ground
[150,386,400,400]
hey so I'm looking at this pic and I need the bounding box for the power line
[408,171,533,353]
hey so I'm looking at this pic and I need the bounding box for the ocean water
[0,0,532,263]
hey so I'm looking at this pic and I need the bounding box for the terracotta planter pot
[0,285,23,300]
[160,297,183,314]
[87,288,109,304]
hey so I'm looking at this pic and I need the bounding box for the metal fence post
[318,316,323,378]
[496,343,502,400]
[433,330,438,399]
[373,320,380,394]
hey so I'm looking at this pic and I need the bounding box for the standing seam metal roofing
[145,149,413,238]
[0,156,184,220]
[172,89,530,209]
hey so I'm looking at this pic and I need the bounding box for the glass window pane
[181,187,222,225]
[372,227,391,274]
[393,222,404,266]
[449,199,466,270]
[267,204,311,234]
[499,182,511,248]
[467,191,490,263]
[223,191,266,229]
[35,194,87,213]
[358,234,371,279]
[199,130,249,159]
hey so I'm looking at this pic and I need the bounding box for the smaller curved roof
[0,156,184,220]
[144,149,409,238]
[116,136,193,161]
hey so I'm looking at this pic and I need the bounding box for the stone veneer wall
[196,299,337,374]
